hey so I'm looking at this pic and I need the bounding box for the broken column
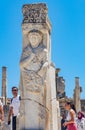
[2,67,7,105]
[73,77,82,112]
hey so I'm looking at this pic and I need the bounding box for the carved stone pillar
[18,3,60,130]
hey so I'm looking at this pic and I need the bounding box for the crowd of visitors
[61,101,85,130]
[0,86,85,130]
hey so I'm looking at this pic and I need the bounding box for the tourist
[63,101,77,130]
[0,100,4,121]
[61,113,67,130]
[8,86,20,130]
[76,111,85,130]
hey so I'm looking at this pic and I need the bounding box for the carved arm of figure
[20,46,35,69]
[20,53,35,69]
[38,48,49,77]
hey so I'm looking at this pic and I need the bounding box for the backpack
[11,95,21,103]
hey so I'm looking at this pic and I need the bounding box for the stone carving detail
[28,32,42,48]
[23,70,43,92]
[56,77,65,98]
[22,3,47,23]
[20,31,48,92]
[39,106,47,119]
[18,3,60,130]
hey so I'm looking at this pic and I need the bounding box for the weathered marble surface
[56,77,65,98]
[18,3,60,130]
[22,3,47,23]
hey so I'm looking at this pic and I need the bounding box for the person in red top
[63,101,78,130]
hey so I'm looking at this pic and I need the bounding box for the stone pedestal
[18,3,60,130]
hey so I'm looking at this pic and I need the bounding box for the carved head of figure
[28,31,42,48]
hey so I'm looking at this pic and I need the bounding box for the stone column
[2,67,7,105]
[73,77,81,112]
[1,67,8,130]
[18,3,60,130]
[49,65,61,130]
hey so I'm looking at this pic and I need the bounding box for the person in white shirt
[76,111,85,130]
[8,86,20,130]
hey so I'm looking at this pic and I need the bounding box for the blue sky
[0,0,85,98]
